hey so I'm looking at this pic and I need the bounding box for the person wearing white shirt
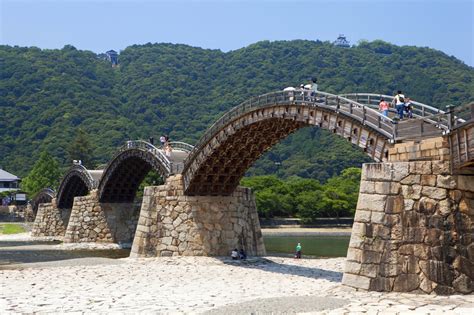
[393,90,405,119]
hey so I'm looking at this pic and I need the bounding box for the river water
[0,235,349,268]
[264,235,350,258]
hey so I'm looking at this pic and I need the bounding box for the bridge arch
[56,165,99,209]
[97,141,173,203]
[182,90,396,196]
[30,188,55,216]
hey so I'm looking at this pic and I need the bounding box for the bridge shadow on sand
[217,257,342,283]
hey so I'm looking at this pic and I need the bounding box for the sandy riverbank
[0,234,472,314]
[0,256,472,314]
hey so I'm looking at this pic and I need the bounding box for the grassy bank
[0,223,26,235]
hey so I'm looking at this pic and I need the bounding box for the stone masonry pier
[31,199,70,237]
[131,175,266,257]
[342,160,473,294]
[64,190,140,244]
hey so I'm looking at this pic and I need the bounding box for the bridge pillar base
[64,190,140,244]
[24,204,35,222]
[343,161,474,294]
[131,175,266,257]
[31,199,69,237]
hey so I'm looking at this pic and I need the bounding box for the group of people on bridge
[283,78,318,99]
[145,135,173,157]
[379,90,413,120]
[159,135,172,157]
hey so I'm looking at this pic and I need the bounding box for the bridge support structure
[31,199,70,237]
[343,152,473,293]
[63,190,140,244]
[131,175,266,257]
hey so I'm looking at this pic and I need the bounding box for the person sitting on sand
[231,248,239,260]
[239,249,247,260]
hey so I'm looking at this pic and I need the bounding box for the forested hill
[1,40,473,181]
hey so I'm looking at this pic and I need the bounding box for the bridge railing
[31,188,55,204]
[67,164,98,189]
[447,102,474,171]
[446,102,473,130]
[159,141,195,153]
[340,93,466,128]
[183,90,397,170]
[120,140,172,174]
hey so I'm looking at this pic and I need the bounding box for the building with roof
[106,50,119,66]
[333,34,350,48]
[0,169,21,193]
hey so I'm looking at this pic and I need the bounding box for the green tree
[324,167,362,216]
[67,128,94,168]
[296,190,325,223]
[21,151,61,196]
[241,168,362,220]
[135,170,165,200]
[240,175,284,192]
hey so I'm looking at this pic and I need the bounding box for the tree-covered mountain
[1,40,473,181]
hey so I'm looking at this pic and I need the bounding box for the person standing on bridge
[404,97,413,118]
[164,143,172,157]
[310,78,318,102]
[379,98,390,117]
[311,78,318,94]
[393,90,406,120]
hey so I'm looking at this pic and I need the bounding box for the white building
[0,169,21,193]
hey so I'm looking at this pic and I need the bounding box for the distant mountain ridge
[1,40,473,181]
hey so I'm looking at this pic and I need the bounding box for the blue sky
[1,0,473,66]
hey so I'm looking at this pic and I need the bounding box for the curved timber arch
[56,165,98,209]
[182,90,395,196]
[97,141,173,203]
[31,188,55,216]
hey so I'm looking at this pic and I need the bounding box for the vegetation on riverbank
[0,223,26,235]
[241,167,361,221]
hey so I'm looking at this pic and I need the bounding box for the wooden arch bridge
[31,89,473,294]
[33,89,472,208]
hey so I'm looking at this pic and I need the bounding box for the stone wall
[131,175,266,257]
[24,204,35,222]
[31,199,69,237]
[342,161,474,294]
[388,137,450,162]
[64,190,140,244]
[0,205,30,222]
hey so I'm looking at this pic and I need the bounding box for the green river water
[263,235,350,258]
[0,235,350,268]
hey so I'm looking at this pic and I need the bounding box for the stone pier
[131,175,266,257]
[31,199,70,237]
[64,190,140,244]
[342,160,474,294]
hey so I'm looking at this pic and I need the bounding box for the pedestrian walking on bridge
[379,98,390,117]
[393,90,406,119]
